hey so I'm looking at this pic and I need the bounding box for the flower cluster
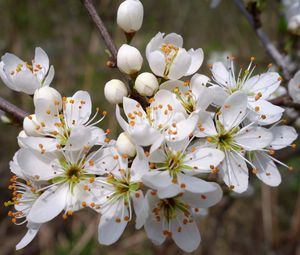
[1,0,298,253]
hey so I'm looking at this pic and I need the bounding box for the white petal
[167,113,198,142]
[16,148,56,180]
[168,48,191,80]
[185,48,204,76]
[148,51,165,77]
[148,147,167,162]
[27,184,68,223]
[209,85,229,106]
[220,152,249,193]
[194,110,218,137]
[243,72,281,99]
[177,174,220,193]
[253,152,281,186]
[11,69,41,94]
[144,191,166,245]
[211,62,235,87]
[269,126,298,150]
[184,147,224,172]
[146,32,164,59]
[65,125,92,151]
[181,183,223,208]
[18,136,59,152]
[64,91,92,127]
[248,99,284,117]
[34,47,49,72]
[43,65,55,87]
[234,126,273,151]
[159,80,185,92]
[131,146,149,182]
[170,217,200,252]
[16,225,40,250]
[116,104,130,132]
[219,92,247,131]
[157,184,181,198]
[0,61,18,91]
[163,33,183,47]
[132,190,148,229]
[142,171,172,189]
[98,201,128,245]
[122,96,147,119]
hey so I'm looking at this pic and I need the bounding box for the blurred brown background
[0,0,299,254]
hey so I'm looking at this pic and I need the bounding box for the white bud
[135,72,159,96]
[117,0,143,33]
[23,114,40,136]
[17,130,28,148]
[33,86,62,109]
[288,15,300,36]
[117,44,143,74]
[116,132,136,157]
[104,79,128,104]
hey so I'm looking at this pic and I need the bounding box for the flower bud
[23,114,40,136]
[116,132,136,157]
[104,79,128,104]
[117,44,143,74]
[33,86,62,109]
[135,72,159,96]
[117,0,143,33]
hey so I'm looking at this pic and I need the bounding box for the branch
[81,0,118,62]
[234,0,292,81]
[0,96,28,124]
[270,95,300,111]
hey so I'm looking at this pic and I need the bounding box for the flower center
[160,43,179,78]
[65,165,82,183]
[155,196,190,220]
[107,173,141,205]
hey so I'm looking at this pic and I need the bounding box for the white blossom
[160,73,212,113]
[19,90,107,152]
[116,90,198,152]
[144,185,222,252]
[195,92,273,193]
[11,142,116,224]
[146,32,203,80]
[143,139,224,198]
[209,59,284,125]
[89,146,149,245]
[251,125,297,186]
[0,47,54,94]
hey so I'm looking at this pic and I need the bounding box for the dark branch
[0,96,28,124]
[81,0,118,61]
[234,0,292,80]
[270,95,300,111]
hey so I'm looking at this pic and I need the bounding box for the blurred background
[0,0,300,254]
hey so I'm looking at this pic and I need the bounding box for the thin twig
[81,0,118,61]
[234,0,292,80]
[0,96,28,124]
